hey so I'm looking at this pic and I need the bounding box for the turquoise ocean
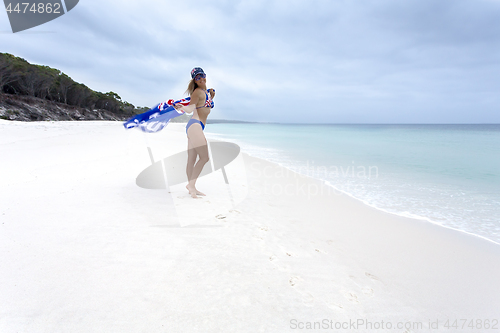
[206,124,500,244]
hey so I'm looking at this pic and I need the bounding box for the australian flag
[123,98,191,133]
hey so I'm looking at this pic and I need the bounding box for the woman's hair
[185,79,198,96]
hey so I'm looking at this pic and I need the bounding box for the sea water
[206,124,500,244]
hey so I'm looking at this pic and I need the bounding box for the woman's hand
[208,88,215,99]
[173,103,183,111]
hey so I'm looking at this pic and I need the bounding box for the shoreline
[239,149,500,251]
[252,156,500,247]
[206,123,500,246]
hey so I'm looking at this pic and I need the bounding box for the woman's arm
[174,89,202,114]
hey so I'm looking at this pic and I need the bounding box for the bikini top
[195,89,214,109]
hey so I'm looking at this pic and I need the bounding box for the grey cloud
[1,0,499,123]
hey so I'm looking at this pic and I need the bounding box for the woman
[174,67,215,198]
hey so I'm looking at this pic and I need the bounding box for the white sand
[1,120,499,332]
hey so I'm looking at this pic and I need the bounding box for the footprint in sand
[315,248,328,254]
[215,214,226,219]
[344,292,359,303]
[348,274,376,298]
[326,302,344,311]
[259,226,269,231]
[361,287,374,297]
[269,255,277,261]
[365,272,380,281]
[289,276,301,287]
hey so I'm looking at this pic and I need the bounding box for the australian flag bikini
[185,89,214,134]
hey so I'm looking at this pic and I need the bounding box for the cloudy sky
[1,0,499,123]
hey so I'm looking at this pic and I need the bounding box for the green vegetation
[0,109,19,120]
[0,53,146,115]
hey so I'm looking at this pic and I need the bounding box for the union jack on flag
[123,97,191,133]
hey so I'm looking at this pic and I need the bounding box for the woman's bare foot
[186,184,200,198]
[186,184,206,196]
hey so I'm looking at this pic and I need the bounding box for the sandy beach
[1,120,499,333]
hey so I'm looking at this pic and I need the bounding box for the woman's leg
[186,123,209,197]
[186,139,197,184]
[185,139,207,197]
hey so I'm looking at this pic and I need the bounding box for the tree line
[0,53,147,115]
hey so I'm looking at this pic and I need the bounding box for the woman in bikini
[174,67,215,198]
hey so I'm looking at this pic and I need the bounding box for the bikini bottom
[186,118,205,134]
